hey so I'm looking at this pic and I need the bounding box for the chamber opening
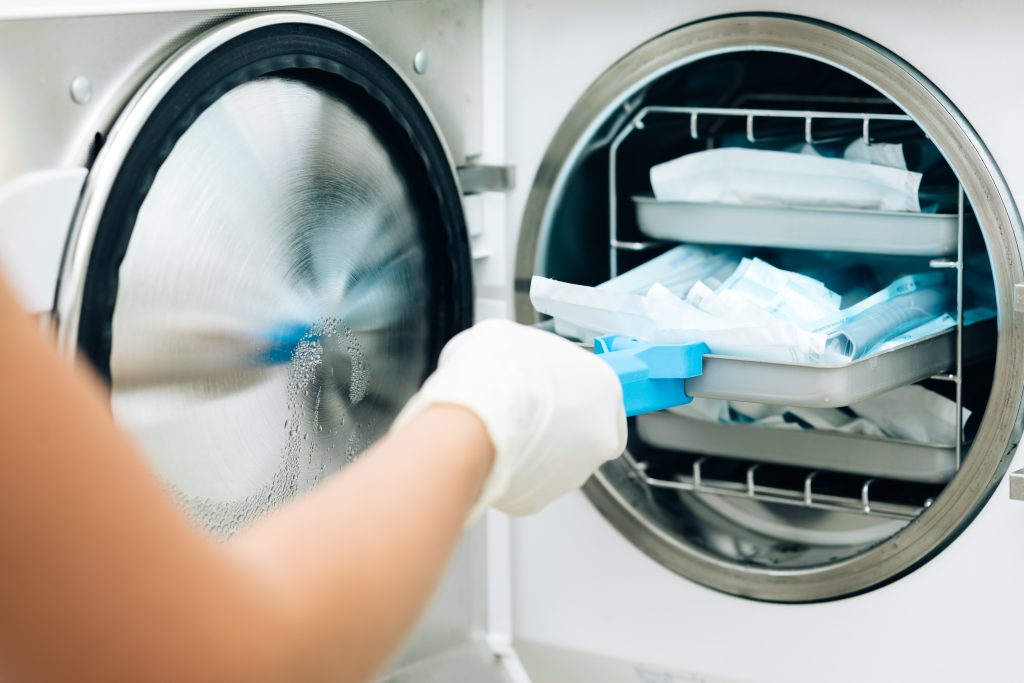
[522,32,1015,600]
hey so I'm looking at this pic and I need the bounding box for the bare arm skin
[0,274,493,683]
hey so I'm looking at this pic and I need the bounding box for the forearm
[0,276,493,683]
[228,404,493,683]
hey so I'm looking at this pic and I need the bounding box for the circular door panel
[57,14,473,534]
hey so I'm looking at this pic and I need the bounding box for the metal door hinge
[457,164,515,195]
[1010,467,1024,500]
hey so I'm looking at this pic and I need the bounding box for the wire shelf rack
[620,450,929,521]
[605,104,968,519]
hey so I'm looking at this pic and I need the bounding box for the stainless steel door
[0,6,510,680]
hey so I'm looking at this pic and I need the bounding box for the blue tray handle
[593,335,709,417]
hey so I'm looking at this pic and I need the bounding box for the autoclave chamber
[515,16,1024,602]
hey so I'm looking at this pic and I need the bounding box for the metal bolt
[413,50,428,75]
[69,76,93,105]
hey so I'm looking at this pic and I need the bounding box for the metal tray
[538,319,991,409]
[635,411,957,484]
[634,195,959,256]
[687,329,955,407]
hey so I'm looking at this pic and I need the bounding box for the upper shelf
[634,195,959,257]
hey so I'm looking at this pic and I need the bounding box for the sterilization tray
[541,319,990,409]
[633,196,959,256]
[635,411,957,484]
[686,329,956,407]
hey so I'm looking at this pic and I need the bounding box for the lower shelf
[622,450,930,522]
[635,411,957,484]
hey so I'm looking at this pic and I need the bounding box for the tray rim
[632,194,958,221]
[639,408,956,451]
[699,327,952,370]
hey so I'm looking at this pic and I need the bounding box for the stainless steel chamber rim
[52,12,474,535]
[515,14,1024,601]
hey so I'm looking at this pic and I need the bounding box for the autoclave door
[0,7,514,681]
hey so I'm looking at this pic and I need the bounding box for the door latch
[457,164,515,195]
[1010,468,1024,501]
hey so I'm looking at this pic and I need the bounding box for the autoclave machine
[3,2,1024,682]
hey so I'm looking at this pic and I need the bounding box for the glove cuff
[390,385,513,526]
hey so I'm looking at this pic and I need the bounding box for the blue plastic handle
[257,321,318,364]
[593,335,709,417]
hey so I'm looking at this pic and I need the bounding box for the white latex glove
[392,319,627,520]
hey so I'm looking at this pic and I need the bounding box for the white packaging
[842,139,908,170]
[598,244,740,297]
[849,385,971,446]
[650,147,923,212]
[716,257,841,328]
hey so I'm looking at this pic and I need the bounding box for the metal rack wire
[608,105,918,271]
[619,450,927,521]
[607,104,967,520]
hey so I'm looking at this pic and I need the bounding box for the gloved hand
[392,319,627,520]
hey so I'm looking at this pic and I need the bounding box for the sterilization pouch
[794,139,910,170]
[598,244,740,297]
[683,281,828,361]
[715,256,842,328]
[669,388,967,445]
[531,257,963,366]
[816,272,953,360]
[840,139,909,170]
[531,277,829,363]
[849,385,972,445]
[649,147,923,212]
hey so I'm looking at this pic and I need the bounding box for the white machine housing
[1,2,1024,683]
